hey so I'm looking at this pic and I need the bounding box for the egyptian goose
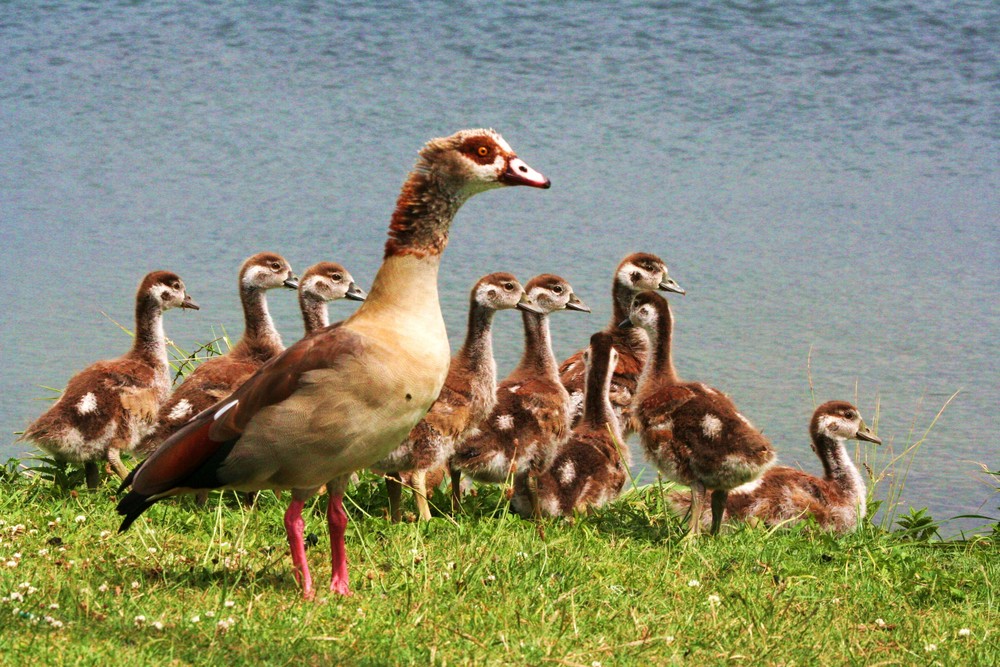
[21,272,198,489]
[371,272,538,522]
[624,290,776,535]
[559,252,683,435]
[135,253,298,457]
[450,274,590,518]
[116,129,550,598]
[669,400,881,532]
[298,262,367,335]
[514,331,628,517]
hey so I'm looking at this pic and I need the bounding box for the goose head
[524,274,590,315]
[616,252,685,295]
[299,262,367,304]
[240,252,299,291]
[811,401,882,447]
[418,128,550,199]
[619,290,670,332]
[141,271,199,311]
[473,272,541,314]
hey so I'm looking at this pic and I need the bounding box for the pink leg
[283,500,314,599]
[327,493,351,595]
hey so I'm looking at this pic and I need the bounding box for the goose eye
[477,146,489,157]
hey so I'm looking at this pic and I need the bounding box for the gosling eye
[552,285,563,294]
[332,273,342,281]
[270,262,281,271]
[503,282,514,291]
[843,410,856,420]
[172,282,181,290]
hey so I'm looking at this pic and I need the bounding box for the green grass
[1,471,997,666]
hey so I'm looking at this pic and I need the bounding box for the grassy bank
[1,469,997,666]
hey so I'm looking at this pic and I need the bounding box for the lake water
[2,1,997,535]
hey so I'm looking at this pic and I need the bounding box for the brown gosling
[559,252,684,435]
[21,271,198,488]
[450,274,590,518]
[625,290,776,536]
[669,400,881,532]
[514,331,628,517]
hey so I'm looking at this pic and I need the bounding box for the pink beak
[501,157,551,189]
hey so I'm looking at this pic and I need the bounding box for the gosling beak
[345,282,367,302]
[181,295,200,310]
[618,318,634,329]
[855,422,882,445]
[500,156,551,189]
[516,293,543,314]
[283,275,300,289]
[565,294,591,313]
[659,277,686,295]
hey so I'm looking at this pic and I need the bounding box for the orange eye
[477,146,489,157]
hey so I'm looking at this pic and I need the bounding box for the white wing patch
[701,414,723,439]
[558,460,576,485]
[76,393,98,415]
[168,398,193,422]
[496,414,515,431]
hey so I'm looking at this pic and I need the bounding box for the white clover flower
[80,587,90,595]
[924,644,937,652]
[74,515,86,523]
[592,662,602,667]
[9,592,24,602]
[665,636,675,643]
[486,574,496,582]
[707,594,721,607]
[99,531,111,539]
[47,521,56,528]
[49,603,59,610]
[152,621,164,631]
[687,580,700,588]
[205,610,215,618]
[37,548,49,557]
[130,581,140,590]
[217,617,236,631]
[874,618,886,628]
[190,615,201,623]
[134,615,146,626]
[958,628,971,637]
[147,547,157,554]
[5,561,18,568]
[97,583,109,593]
[18,582,31,590]
[224,600,235,608]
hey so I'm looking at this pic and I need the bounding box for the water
[2,1,997,534]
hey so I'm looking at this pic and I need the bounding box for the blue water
[2,1,997,534]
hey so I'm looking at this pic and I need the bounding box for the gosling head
[472,272,541,314]
[616,252,685,296]
[140,271,199,311]
[812,401,882,446]
[240,252,299,291]
[299,262,366,303]
[582,331,619,376]
[524,274,591,315]
[619,290,671,334]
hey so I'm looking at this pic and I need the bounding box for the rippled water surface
[2,1,997,533]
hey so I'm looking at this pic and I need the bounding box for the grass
[1,470,997,666]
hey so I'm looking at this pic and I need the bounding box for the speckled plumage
[669,400,880,532]
[559,253,683,435]
[628,290,776,535]
[21,271,198,488]
[451,274,589,516]
[515,331,628,517]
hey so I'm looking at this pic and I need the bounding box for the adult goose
[136,253,298,456]
[116,129,550,598]
[450,274,589,518]
[669,400,881,532]
[22,272,198,488]
[559,253,684,434]
[371,272,537,522]
[514,331,628,517]
[624,290,776,535]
